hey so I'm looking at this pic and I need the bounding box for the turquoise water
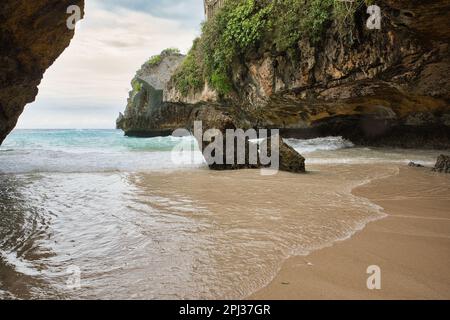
[0,129,445,299]
[0,129,441,174]
[2,129,192,153]
[0,129,203,174]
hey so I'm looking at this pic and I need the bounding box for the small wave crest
[284,136,355,154]
[0,149,206,174]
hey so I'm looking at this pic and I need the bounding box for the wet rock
[266,135,306,173]
[408,162,424,168]
[192,107,306,173]
[432,155,450,173]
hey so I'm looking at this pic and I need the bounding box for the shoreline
[2,160,449,299]
[249,165,450,300]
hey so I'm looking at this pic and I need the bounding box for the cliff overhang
[120,0,450,149]
[0,0,85,145]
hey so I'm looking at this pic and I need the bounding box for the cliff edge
[0,0,84,145]
[116,49,186,136]
[119,0,450,149]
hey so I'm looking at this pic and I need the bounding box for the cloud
[98,0,204,28]
[17,0,203,129]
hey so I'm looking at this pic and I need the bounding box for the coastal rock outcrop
[190,107,306,172]
[0,0,84,145]
[432,155,450,173]
[267,135,306,173]
[117,49,186,136]
[119,0,450,150]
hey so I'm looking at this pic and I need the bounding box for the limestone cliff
[117,49,186,136]
[119,0,450,148]
[0,0,84,145]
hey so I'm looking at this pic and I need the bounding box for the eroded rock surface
[267,135,306,173]
[119,0,450,150]
[432,155,450,173]
[0,0,84,145]
[116,50,186,136]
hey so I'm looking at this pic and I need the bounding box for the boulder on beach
[265,135,306,173]
[432,155,450,173]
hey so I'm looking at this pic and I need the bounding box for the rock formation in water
[269,135,306,173]
[0,0,85,145]
[117,49,186,136]
[118,0,450,151]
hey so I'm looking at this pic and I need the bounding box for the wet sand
[1,162,449,299]
[250,166,450,300]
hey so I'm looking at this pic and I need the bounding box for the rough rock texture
[164,80,219,105]
[223,0,450,148]
[267,135,306,173]
[190,108,305,172]
[0,0,84,145]
[120,0,450,150]
[117,50,185,136]
[432,155,450,173]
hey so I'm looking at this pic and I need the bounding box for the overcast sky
[17,0,203,129]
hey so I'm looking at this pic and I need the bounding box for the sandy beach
[251,166,450,300]
[2,140,449,299]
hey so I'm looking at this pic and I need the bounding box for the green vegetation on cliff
[173,40,205,96]
[202,0,274,94]
[146,48,181,67]
[172,0,371,96]
[131,79,142,93]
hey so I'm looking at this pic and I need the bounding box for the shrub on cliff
[173,39,204,96]
[131,79,142,94]
[173,0,370,97]
[202,0,274,95]
[146,48,181,67]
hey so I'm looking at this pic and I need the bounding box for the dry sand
[250,166,450,300]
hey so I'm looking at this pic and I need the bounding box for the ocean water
[0,130,439,174]
[0,130,445,299]
[0,129,203,174]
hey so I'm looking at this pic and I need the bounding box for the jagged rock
[170,1,450,149]
[116,49,185,135]
[119,0,450,150]
[191,106,264,171]
[266,135,306,173]
[164,81,219,105]
[0,0,85,145]
[190,106,306,173]
[432,155,450,173]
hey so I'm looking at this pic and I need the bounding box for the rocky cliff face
[120,0,450,149]
[117,50,186,136]
[227,0,450,148]
[0,0,84,145]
